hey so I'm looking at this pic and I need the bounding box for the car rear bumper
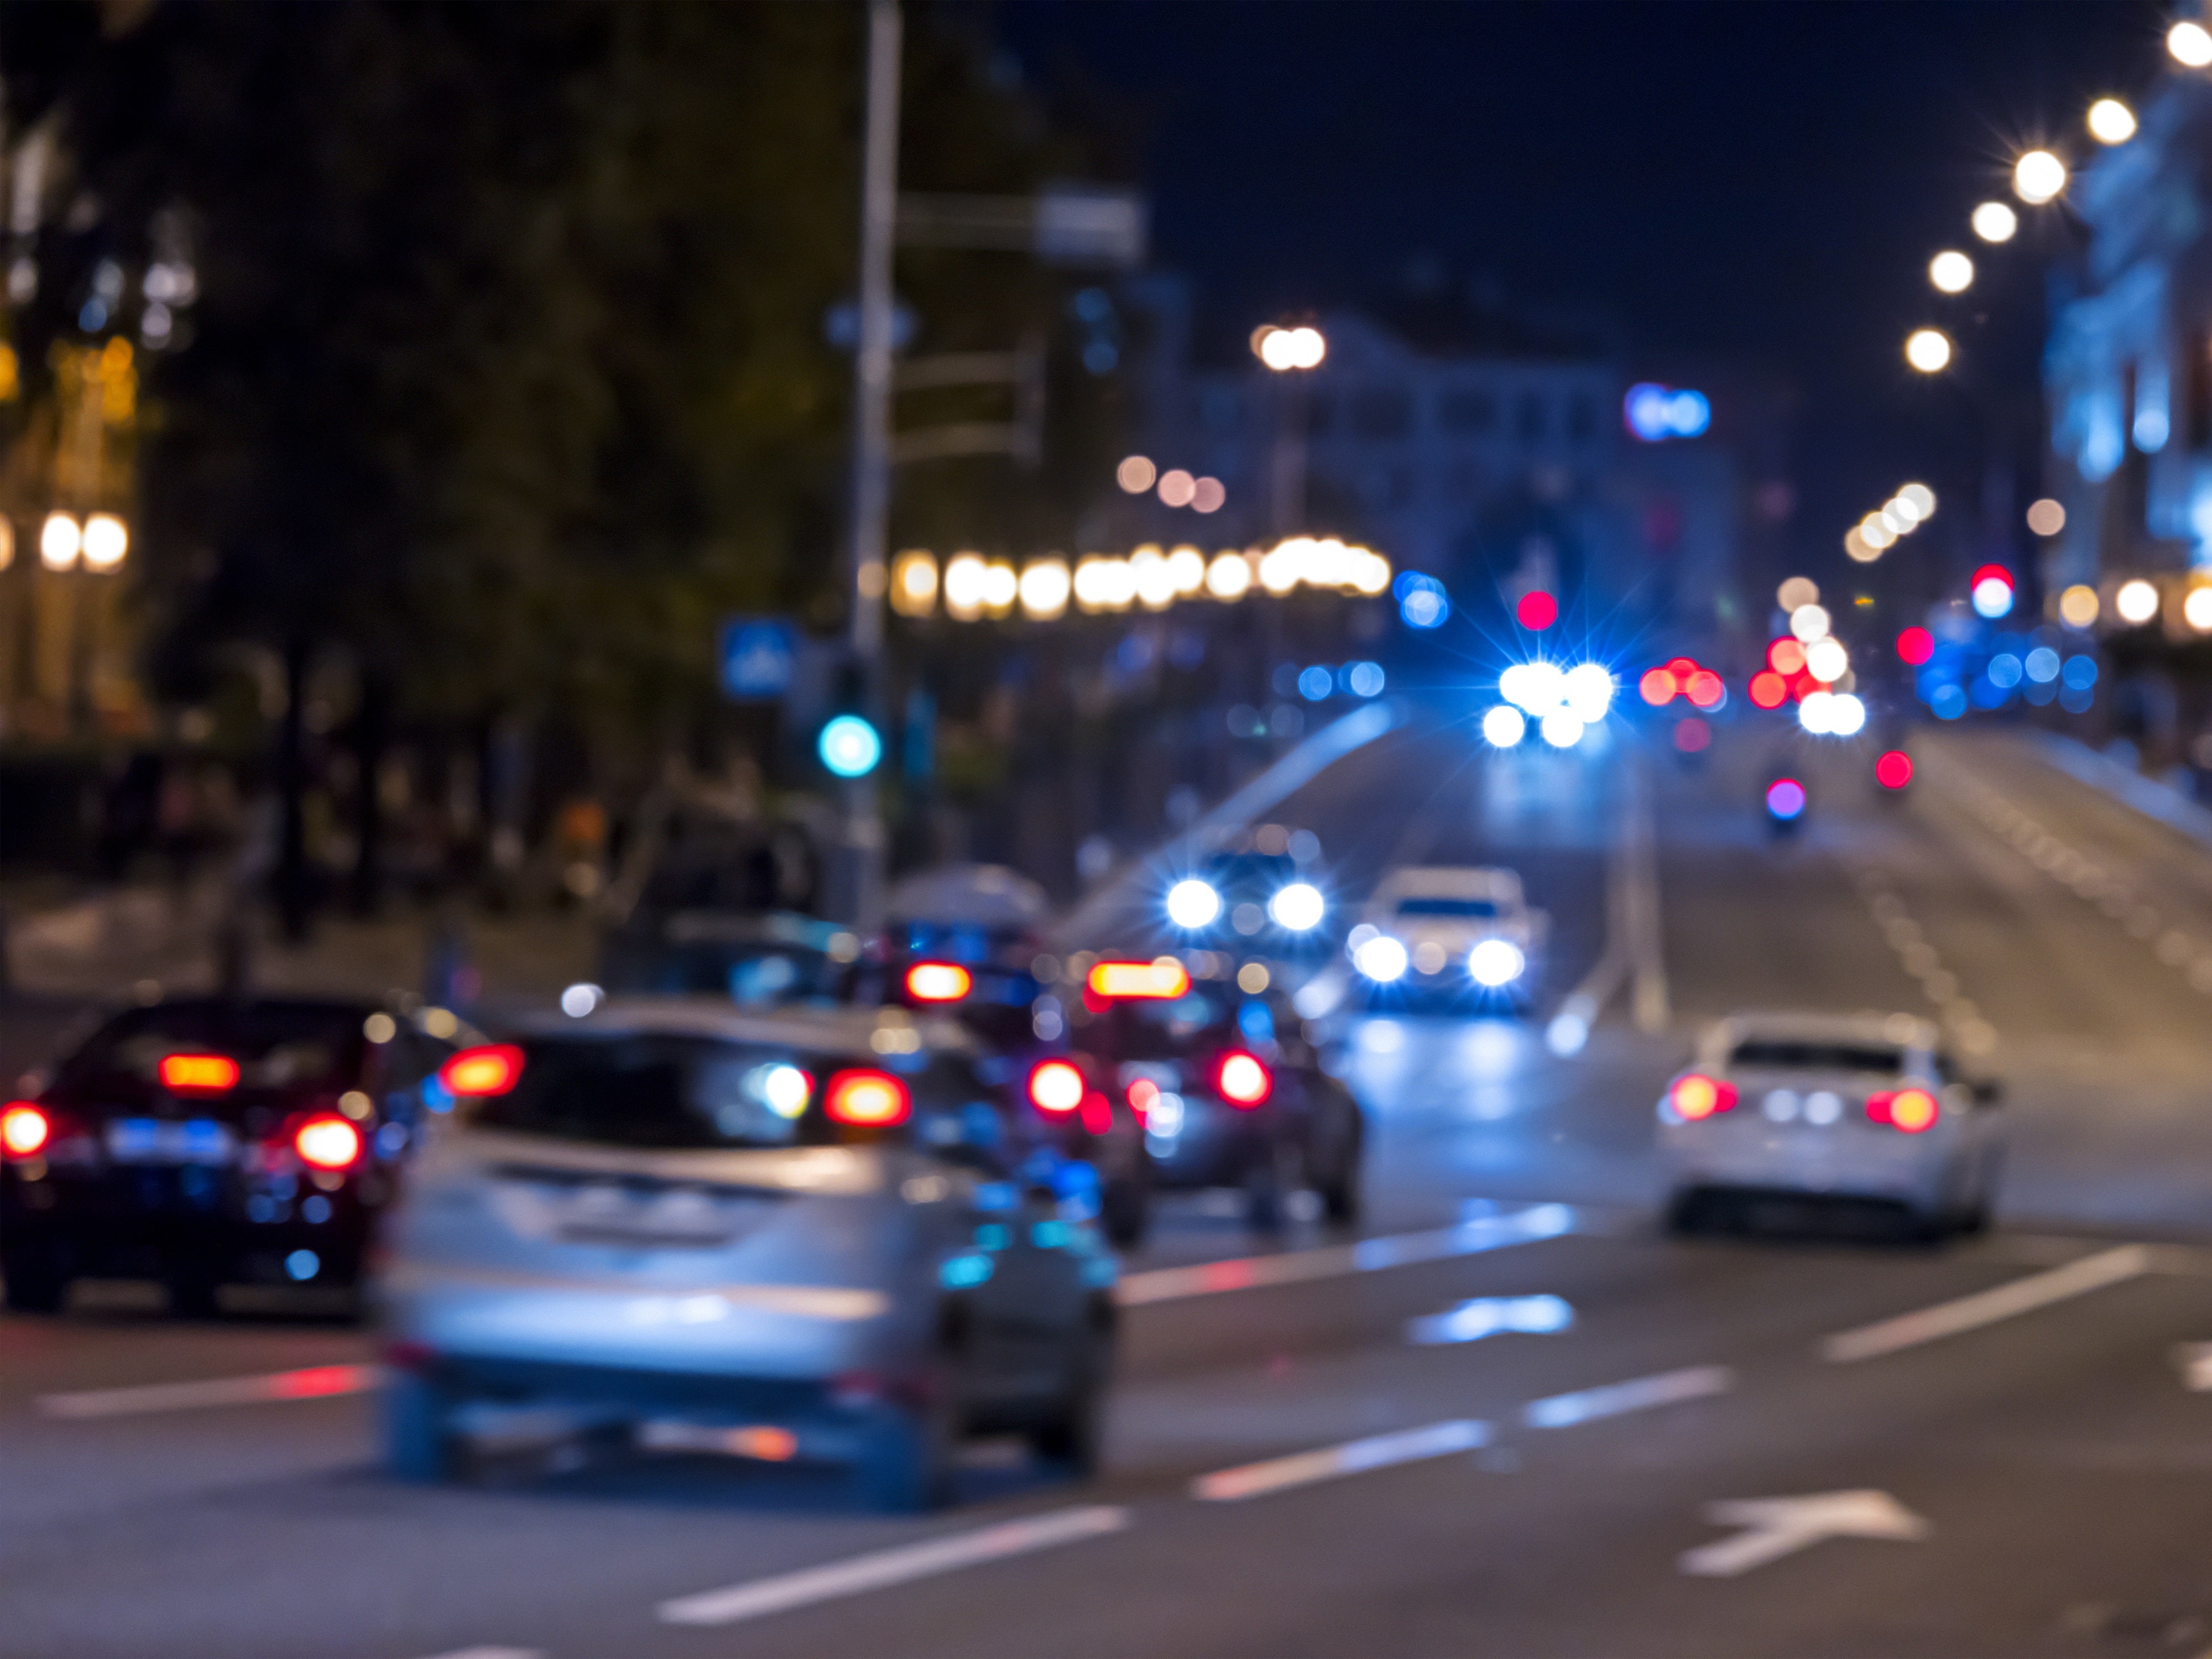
[3,1171,371,1282]
[1659,1138,1952,1211]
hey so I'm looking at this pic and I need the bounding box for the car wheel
[165,1260,222,1319]
[1,1245,68,1314]
[1318,1150,1362,1225]
[1030,1312,1112,1478]
[1245,1139,1303,1235]
[1100,1170,1151,1250]
[857,1386,958,1514]
[383,1373,462,1483]
[1662,1189,1705,1235]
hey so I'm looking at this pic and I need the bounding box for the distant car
[378,997,1119,1511]
[0,997,465,1316]
[1069,958,1363,1230]
[1656,1011,2002,1238]
[1348,865,1548,1009]
[600,909,858,1008]
[879,862,1056,1054]
[1163,827,1332,958]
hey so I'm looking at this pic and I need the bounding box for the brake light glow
[1876,750,1913,789]
[904,962,972,1003]
[1669,1074,1737,1120]
[1639,667,1678,705]
[1029,1060,1086,1114]
[825,1069,911,1128]
[1088,958,1192,999]
[1,1103,50,1157]
[1217,1051,1272,1106]
[159,1053,239,1093]
[1126,1077,1161,1115]
[1867,1088,1938,1133]
[440,1044,524,1097]
[1748,671,1787,709]
[294,1115,363,1171]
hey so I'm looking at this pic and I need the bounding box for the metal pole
[832,0,902,930]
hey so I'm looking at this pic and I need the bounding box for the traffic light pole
[829,0,902,932]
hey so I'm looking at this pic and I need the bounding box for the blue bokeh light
[818,714,883,778]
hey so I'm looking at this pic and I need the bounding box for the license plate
[106,1118,236,1165]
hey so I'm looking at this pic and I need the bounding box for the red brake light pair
[1086,959,1192,1000]
[159,1053,239,1093]
[1668,1073,1737,1120]
[904,962,972,1004]
[1866,1088,1938,1134]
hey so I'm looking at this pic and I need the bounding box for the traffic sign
[719,618,796,701]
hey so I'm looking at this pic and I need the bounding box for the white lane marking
[1522,1364,1733,1429]
[1116,1203,1575,1307]
[414,1650,543,1659]
[36,1361,386,1419]
[2172,1343,2212,1390]
[1191,1418,1488,1503]
[1407,1293,1573,1346]
[1819,1245,2151,1364]
[657,1505,1129,1626]
[1679,1489,1929,1578]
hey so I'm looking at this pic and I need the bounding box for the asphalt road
[9,704,2212,1658]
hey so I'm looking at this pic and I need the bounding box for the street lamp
[2086,98,2137,145]
[2012,149,2067,206]
[82,512,127,571]
[1970,202,2018,243]
[2170,18,2212,67]
[1254,325,1325,372]
[1253,321,1326,537]
[1928,251,1974,294]
[1905,328,1953,373]
[39,510,80,571]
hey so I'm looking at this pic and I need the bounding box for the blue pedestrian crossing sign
[719,617,796,701]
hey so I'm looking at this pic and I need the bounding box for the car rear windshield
[1075,988,1255,1060]
[58,1002,367,1096]
[1395,896,1500,917]
[612,943,844,1007]
[473,1034,945,1151]
[1202,853,1298,888]
[1728,1040,1902,1074]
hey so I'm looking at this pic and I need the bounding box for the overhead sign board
[718,617,796,701]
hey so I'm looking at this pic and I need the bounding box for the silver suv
[378,997,1118,1510]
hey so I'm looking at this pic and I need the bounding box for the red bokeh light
[1876,750,1914,789]
[1684,670,1724,708]
[1788,671,1817,701]
[1748,670,1787,708]
[1639,667,1678,706]
[1515,590,1558,630]
[1969,564,2013,591]
[1895,626,1934,665]
[1673,717,1711,753]
[1767,638,1807,676]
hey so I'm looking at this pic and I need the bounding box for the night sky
[999,0,2170,585]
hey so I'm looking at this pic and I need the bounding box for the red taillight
[1639,667,1678,706]
[159,1053,239,1093]
[825,1069,911,1128]
[440,1044,524,1097]
[1748,671,1787,709]
[1217,1051,1272,1106]
[1684,670,1724,709]
[1126,1077,1161,1116]
[294,1115,363,1171]
[1,1103,50,1157]
[1867,1088,1938,1133]
[904,961,972,1003]
[1087,959,1192,999]
[1876,750,1913,789]
[1669,1073,1737,1120]
[1029,1060,1086,1114]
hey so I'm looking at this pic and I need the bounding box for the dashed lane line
[655,1504,1131,1626]
[35,1361,384,1419]
[1190,1418,1490,1502]
[1117,1202,1577,1306]
[1819,1245,2151,1363]
[1522,1365,1734,1428]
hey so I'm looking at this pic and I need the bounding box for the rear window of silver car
[472,1034,902,1150]
[1727,1040,1902,1074]
[1395,897,1500,917]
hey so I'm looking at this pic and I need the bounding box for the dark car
[0,997,467,1316]
[1068,959,1363,1231]
[600,909,858,1008]
[1167,832,1333,959]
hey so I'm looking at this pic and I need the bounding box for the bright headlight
[1166,878,1222,930]
[1353,935,1409,983]
[1468,938,1526,987]
[1268,881,1326,932]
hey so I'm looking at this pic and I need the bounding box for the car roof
[1375,865,1522,900]
[506,994,978,1056]
[1707,1010,1938,1050]
[888,863,1050,929]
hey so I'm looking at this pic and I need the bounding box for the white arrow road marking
[1679,1490,1930,1577]
[36,1362,385,1418]
[658,1505,1129,1626]
[1820,1245,2150,1363]
[1117,1203,1574,1307]
[1192,1419,1490,1502]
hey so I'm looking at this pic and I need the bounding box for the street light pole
[832,0,902,931]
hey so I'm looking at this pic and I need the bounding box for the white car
[1656,1011,2002,1237]
[378,998,1118,1510]
[1347,865,1548,1008]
